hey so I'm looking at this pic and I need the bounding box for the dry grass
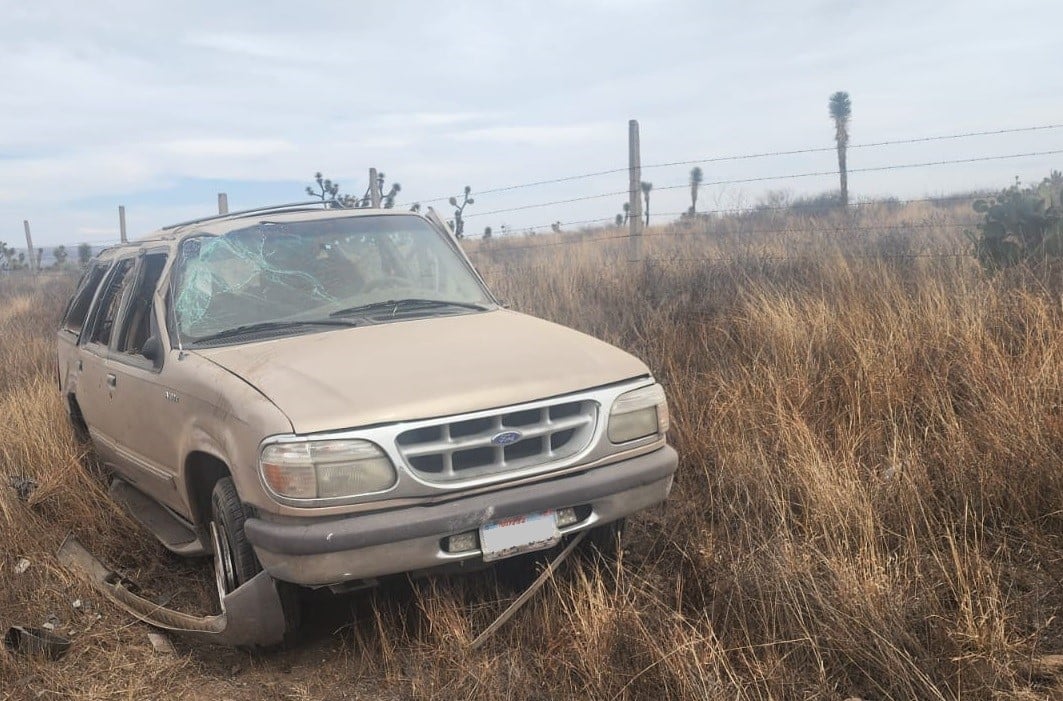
[1,199,1061,700]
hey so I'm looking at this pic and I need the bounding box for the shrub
[967,172,1063,269]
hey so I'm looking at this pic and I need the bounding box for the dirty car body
[56,204,677,643]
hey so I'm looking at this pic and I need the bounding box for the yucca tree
[689,167,703,214]
[829,91,852,207]
[640,181,653,225]
[448,185,474,239]
[0,242,17,270]
[375,172,402,208]
[306,172,341,204]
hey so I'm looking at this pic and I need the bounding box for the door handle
[106,374,117,388]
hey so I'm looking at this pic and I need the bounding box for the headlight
[608,384,669,443]
[261,439,397,500]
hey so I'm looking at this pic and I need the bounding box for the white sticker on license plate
[480,510,560,562]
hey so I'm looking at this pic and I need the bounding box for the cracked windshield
[172,214,491,343]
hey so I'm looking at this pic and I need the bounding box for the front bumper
[244,445,677,586]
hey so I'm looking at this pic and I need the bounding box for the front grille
[396,399,598,482]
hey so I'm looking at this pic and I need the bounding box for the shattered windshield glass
[171,214,492,344]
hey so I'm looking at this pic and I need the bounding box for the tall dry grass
[1,200,1061,700]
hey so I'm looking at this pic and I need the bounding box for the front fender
[167,352,293,518]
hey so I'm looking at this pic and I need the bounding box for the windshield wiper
[330,298,490,319]
[190,318,358,345]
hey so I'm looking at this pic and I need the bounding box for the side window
[114,253,167,356]
[62,264,107,335]
[87,259,136,347]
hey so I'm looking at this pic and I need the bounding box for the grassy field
[1,199,1061,700]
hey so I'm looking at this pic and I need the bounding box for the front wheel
[210,478,301,638]
[210,477,261,592]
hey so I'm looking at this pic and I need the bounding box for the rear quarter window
[62,264,108,335]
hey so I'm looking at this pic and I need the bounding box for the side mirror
[142,336,163,364]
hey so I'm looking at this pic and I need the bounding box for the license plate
[480,510,560,562]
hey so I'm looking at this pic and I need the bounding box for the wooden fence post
[628,119,643,261]
[369,168,381,208]
[218,193,229,215]
[23,220,37,274]
[119,206,127,243]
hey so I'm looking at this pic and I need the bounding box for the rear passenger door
[76,256,137,474]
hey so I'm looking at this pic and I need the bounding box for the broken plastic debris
[147,631,176,655]
[14,557,30,574]
[8,475,38,501]
[4,626,72,660]
[57,536,288,647]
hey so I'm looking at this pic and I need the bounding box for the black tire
[211,477,262,592]
[579,518,626,562]
[210,477,302,641]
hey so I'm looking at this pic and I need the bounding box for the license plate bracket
[480,510,560,562]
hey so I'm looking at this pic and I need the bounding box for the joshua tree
[640,181,653,226]
[383,184,401,208]
[551,222,562,233]
[0,241,12,270]
[362,171,401,208]
[689,167,703,214]
[409,203,421,213]
[77,243,92,267]
[306,171,401,208]
[306,172,343,205]
[829,91,852,207]
[622,202,630,225]
[53,245,68,268]
[483,226,492,240]
[615,214,624,227]
[448,186,474,239]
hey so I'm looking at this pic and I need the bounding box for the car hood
[193,309,649,434]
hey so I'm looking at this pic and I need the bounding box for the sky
[2,0,1061,248]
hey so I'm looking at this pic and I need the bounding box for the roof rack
[160,200,334,231]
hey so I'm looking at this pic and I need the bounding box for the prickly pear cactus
[967,172,1063,269]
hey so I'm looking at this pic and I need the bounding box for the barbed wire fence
[440,120,1062,269]
[9,121,1062,273]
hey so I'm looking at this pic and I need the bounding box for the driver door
[101,251,186,512]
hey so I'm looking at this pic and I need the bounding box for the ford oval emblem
[491,430,523,446]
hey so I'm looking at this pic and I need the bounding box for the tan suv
[57,204,677,645]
